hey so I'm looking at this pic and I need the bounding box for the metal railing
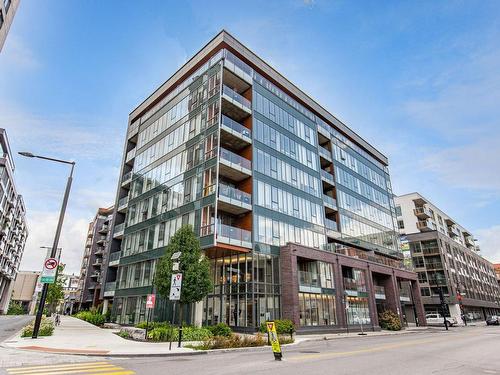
[122,171,132,183]
[114,223,125,234]
[109,251,121,262]
[323,194,337,208]
[321,169,335,183]
[222,85,251,109]
[126,148,136,161]
[319,146,332,160]
[374,285,386,295]
[218,183,251,206]
[220,147,251,170]
[325,218,338,232]
[217,223,251,244]
[343,277,366,292]
[221,115,252,139]
[104,281,116,292]
[298,270,321,288]
[118,196,129,208]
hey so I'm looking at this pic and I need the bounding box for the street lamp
[19,151,75,338]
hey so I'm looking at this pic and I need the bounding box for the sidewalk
[1,316,201,357]
[2,316,438,357]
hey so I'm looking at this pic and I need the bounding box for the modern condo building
[0,128,28,314]
[77,206,113,310]
[395,193,500,323]
[107,31,425,331]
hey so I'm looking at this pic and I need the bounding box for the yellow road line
[290,336,450,361]
[7,363,109,372]
[90,372,134,375]
[8,365,125,375]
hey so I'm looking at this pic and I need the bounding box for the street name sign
[169,273,182,301]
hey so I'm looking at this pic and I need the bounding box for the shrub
[147,326,176,342]
[21,318,54,337]
[207,323,232,337]
[181,326,212,341]
[196,333,266,350]
[75,310,106,326]
[7,302,25,315]
[135,321,171,330]
[118,331,130,339]
[146,325,212,342]
[379,310,402,331]
[259,319,295,335]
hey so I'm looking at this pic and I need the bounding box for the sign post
[169,273,183,347]
[145,294,156,340]
[266,321,282,361]
[40,257,59,284]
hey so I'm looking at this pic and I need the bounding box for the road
[0,318,499,375]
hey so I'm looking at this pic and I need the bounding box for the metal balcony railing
[220,147,251,170]
[323,194,337,208]
[325,218,338,232]
[321,169,335,183]
[218,183,251,206]
[221,115,251,139]
[222,85,251,110]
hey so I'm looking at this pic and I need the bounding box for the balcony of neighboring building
[298,270,322,294]
[221,85,252,122]
[121,170,133,188]
[98,224,109,234]
[320,168,335,188]
[217,183,252,215]
[417,219,434,232]
[324,217,340,238]
[117,195,129,213]
[108,251,121,267]
[127,119,140,140]
[92,258,103,267]
[323,193,338,213]
[374,285,386,300]
[219,147,252,182]
[220,114,252,150]
[464,235,475,248]
[125,147,136,166]
[216,221,252,250]
[223,56,253,86]
[113,222,125,239]
[448,224,461,238]
[96,235,106,245]
[318,144,333,168]
[413,205,432,219]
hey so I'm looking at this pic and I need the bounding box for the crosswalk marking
[6,362,135,375]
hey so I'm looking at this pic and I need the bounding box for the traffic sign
[146,294,156,309]
[266,321,282,360]
[169,273,182,301]
[40,257,59,284]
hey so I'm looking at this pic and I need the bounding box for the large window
[299,293,336,326]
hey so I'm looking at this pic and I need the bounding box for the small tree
[155,225,212,324]
[46,265,66,313]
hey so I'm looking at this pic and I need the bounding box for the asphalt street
[0,316,499,375]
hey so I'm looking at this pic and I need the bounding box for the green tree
[45,264,66,313]
[155,225,212,323]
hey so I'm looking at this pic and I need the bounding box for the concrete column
[102,299,109,315]
[381,274,399,317]
[333,258,346,328]
[194,300,203,327]
[411,280,426,326]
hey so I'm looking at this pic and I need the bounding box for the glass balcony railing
[221,115,252,139]
[114,223,125,234]
[220,147,251,170]
[105,281,116,292]
[122,171,132,183]
[298,270,320,288]
[222,85,251,110]
[118,196,128,208]
[126,148,136,162]
[109,251,121,263]
[343,277,367,292]
[323,194,337,208]
[321,169,335,183]
[217,223,252,244]
[325,218,338,232]
[319,146,332,160]
[374,285,386,296]
[219,183,251,206]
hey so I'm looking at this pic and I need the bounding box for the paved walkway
[1,316,197,356]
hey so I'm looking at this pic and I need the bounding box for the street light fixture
[19,151,75,339]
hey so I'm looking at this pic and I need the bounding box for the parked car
[425,313,457,327]
[486,316,500,325]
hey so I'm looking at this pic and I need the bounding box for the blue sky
[1,0,500,273]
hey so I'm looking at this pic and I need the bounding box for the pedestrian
[55,312,61,326]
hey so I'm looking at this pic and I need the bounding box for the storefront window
[298,292,337,326]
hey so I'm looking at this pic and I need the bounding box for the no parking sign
[40,257,59,283]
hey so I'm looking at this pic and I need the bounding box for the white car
[425,313,457,327]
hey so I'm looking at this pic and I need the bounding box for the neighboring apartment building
[395,193,500,323]
[494,264,500,287]
[77,206,113,311]
[61,274,79,315]
[10,270,39,314]
[106,30,425,331]
[0,129,28,314]
[0,0,20,52]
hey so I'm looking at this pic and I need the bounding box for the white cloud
[0,35,40,70]
[20,210,89,275]
[475,225,500,264]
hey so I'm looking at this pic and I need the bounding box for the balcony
[325,218,340,238]
[374,285,386,300]
[216,223,252,249]
[343,277,367,294]
[417,219,433,232]
[98,225,108,234]
[113,223,125,239]
[218,183,252,215]
[428,278,447,287]
[125,148,136,165]
[96,236,106,245]
[319,146,333,167]
[413,206,431,219]
[221,85,251,122]
[425,262,444,271]
[108,251,121,267]
[128,119,139,139]
[399,288,411,302]
[117,195,129,213]
[323,194,338,213]
[220,115,252,150]
[121,171,133,187]
[224,57,253,86]
[104,281,116,298]
[448,225,461,238]
[92,259,102,267]
[87,282,97,290]
[219,147,252,182]
[90,272,101,279]
[321,169,335,187]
